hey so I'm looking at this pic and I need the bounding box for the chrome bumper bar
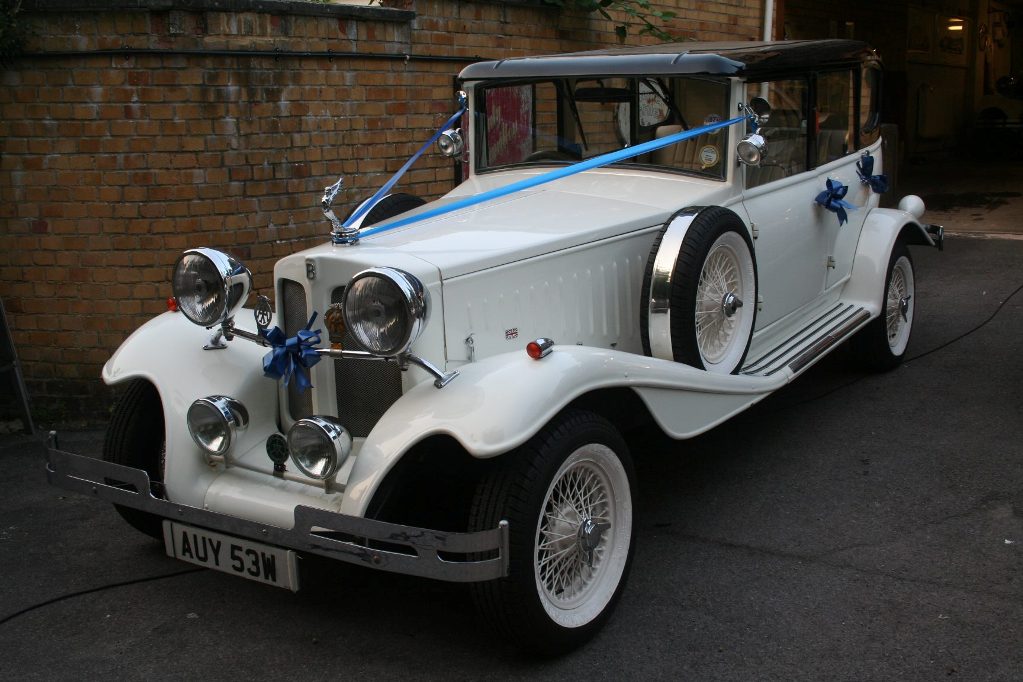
[45,443,509,583]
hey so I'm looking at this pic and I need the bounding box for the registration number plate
[163,521,299,591]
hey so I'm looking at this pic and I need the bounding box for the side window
[744,78,808,189]
[815,70,855,165]
[859,66,881,146]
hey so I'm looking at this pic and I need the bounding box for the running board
[742,303,870,377]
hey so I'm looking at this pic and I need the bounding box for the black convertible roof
[459,40,879,80]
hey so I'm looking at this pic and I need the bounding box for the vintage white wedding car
[48,40,942,654]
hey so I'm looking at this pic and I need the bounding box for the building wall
[0,0,762,424]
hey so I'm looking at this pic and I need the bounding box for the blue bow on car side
[261,312,322,393]
[815,178,857,226]
[856,153,889,194]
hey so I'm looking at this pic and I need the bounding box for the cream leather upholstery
[652,125,724,174]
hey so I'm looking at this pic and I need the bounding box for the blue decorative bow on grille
[260,312,322,393]
[814,178,857,226]
[856,153,889,194]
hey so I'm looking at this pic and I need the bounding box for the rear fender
[842,207,933,314]
[102,311,278,508]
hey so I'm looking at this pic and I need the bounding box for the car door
[740,77,831,330]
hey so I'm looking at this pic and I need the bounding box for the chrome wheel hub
[721,291,744,318]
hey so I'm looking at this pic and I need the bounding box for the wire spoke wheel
[695,237,745,364]
[641,206,758,374]
[885,255,914,354]
[850,241,915,372]
[468,410,635,654]
[534,447,628,622]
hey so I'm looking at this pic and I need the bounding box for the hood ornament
[322,176,361,245]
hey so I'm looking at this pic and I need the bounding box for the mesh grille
[331,287,403,437]
[280,279,313,421]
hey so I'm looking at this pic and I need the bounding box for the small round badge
[254,295,273,332]
[266,433,289,472]
[324,303,346,344]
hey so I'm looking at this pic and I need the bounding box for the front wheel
[851,241,915,371]
[102,379,166,539]
[469,410,635,655]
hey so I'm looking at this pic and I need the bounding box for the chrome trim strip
[788,309,871,374]
[647,208,702,361]
[742,303,849,374]
[46,447,509,583]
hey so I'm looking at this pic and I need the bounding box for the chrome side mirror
[437,128,464,157]
[736,133,767,166]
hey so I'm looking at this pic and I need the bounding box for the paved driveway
[2,237,1021,680]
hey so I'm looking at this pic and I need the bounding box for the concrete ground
[900,158,1023,238]
[2,162,1022,679]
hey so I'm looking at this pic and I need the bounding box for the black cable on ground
[771,281,1023,412]
[0,568,204,626]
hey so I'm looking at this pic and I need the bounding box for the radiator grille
[280,279,313,421]
[330,287,403,437]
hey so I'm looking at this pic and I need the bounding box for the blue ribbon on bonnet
[814,178,856,226]
[260,312,322,393]
[856,153,889,194]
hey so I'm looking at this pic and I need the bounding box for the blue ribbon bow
[856,153,889,194]
[814,178,857,226]
[260,312,322,393]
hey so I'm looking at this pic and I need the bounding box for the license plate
[163,521,299,591]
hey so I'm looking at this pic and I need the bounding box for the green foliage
[544,0,678,43]
[0,0,25,66]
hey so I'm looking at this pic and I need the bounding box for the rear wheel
[851,242,915,371]
[102,379,166,539]
[469,410,635,655]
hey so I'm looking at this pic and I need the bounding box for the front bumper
[46,441,509,583]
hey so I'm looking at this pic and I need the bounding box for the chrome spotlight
[172,248,252,327]
[287,416,352,480]
[186,395,249,456]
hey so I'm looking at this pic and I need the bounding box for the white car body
[48,39,941,653]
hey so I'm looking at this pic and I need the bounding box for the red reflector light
[167,297,178,312]
[526,338,554,360]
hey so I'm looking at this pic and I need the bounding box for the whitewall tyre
[851,241,915,371]
[642,206,758,374]
[469,410,635,655]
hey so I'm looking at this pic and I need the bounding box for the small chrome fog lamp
[736,133,767,166]
[437,128,464,158]
[287,417,352,480]
[172,248,252,327]
[342,267,428,357]
[187,396,249,456]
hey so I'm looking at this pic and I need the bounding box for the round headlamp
[342,268,428,357]
[736,133,767,166]
[172,248,252,327]
[186,396,248,456]
[287,416,352,480]
[437,128,464,158]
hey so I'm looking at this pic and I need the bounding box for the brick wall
[0,0,762,425]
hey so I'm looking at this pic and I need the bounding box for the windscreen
[474,76,731,179]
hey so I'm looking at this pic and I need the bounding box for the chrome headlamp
[342,268,428,357]
[186,396,248,456]
[736,133,767,166]
[437,128,465,157]
[172,248,252,327]
[287,416,352,480]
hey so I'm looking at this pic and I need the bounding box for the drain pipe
[762,0,775,41]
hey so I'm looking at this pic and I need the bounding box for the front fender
[102,311,278,508]
[842,207,933,314]
[340,346,784,516]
